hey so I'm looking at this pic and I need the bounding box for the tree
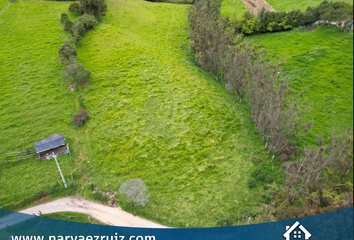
[119,178,150,207]
[80,0,104,21]
[58,41,77,65]
[69,3,81,13]
[61,60,91,84]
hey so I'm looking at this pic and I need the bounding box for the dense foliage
[228,1,353,35]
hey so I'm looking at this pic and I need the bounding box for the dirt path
[241,0,275,14]
[19,197,168,228]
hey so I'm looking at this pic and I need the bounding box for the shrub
[69,2,80,12]
[72,21,85,36]
[119,178,150,207]
[73,107,88,127]
[77,14,98,31]
[61,61,91,83]
[78,94,85,108]
[248,177,257,188]
[58,43,77,65]
[60,13,69,24]
[216,217,233,227]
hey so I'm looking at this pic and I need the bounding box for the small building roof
[34,134,65,153]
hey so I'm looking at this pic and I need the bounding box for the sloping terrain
[0,0,278,227]
[248,26,353,145]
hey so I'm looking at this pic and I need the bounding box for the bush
[216,217,233,227]
[69,2,80,12]
[73,107,88,127]
[248,177,257,188]
[60,13,69,24]
[78,94,85,108]
[58,43,77,65]
[77,14,98,31]
[119,178,150,207]
[72,21,85,36]
[61,61,91,83]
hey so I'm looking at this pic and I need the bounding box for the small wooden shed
[34,134,66,160]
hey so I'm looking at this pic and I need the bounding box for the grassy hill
[0,0,279,226]
[221,0,248,17]
[267,0,353,12]
[247,26,353,145]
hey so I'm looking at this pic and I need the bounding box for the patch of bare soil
[241,0,275,14]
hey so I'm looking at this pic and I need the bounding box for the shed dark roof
[34,134,65,153]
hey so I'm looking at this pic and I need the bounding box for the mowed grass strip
[0,2,85,204]
[266,0,353,12]
[247,26,353,145]
[221,0,249,17]
[74,0,279,225]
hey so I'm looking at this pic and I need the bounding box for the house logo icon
[283,221,312,240]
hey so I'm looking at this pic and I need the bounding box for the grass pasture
[0,0,7,11]
[0,1,86,207]
[0,0,280,226]
[247,26,353,145]
[221,0,248,17]
[72,0,282,225]
[266,0,353,12]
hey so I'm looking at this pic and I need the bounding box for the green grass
[43,211,103,224]
[0,1,86,206]
[266,0,353,12]
[247,26,353,145]
[221,0,248,17]
[0,0,279,227]
[74,0,282,226]
[0,0,8,11]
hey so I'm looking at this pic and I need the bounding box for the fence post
[1,193,3,200]
[145,208,147,214]
[38,182,40,188]
[21,187,24,193]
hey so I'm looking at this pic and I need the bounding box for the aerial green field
[267,0,353,12]
[0,1,85,206]
[248,26,353,145]
[0,0,279,226]
[220,0,248,17]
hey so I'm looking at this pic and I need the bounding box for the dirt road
[241,0,275,14]
[19,197,168,228]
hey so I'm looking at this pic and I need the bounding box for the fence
[3,147,38,164]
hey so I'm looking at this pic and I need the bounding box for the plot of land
[0,0,279,227]
[267,0,353,12]
[247,26,353,145]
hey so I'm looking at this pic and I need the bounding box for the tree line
[188,0,311,163]
[188,0,353,219]
[227,0,353,35]
[58,0,106,126]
